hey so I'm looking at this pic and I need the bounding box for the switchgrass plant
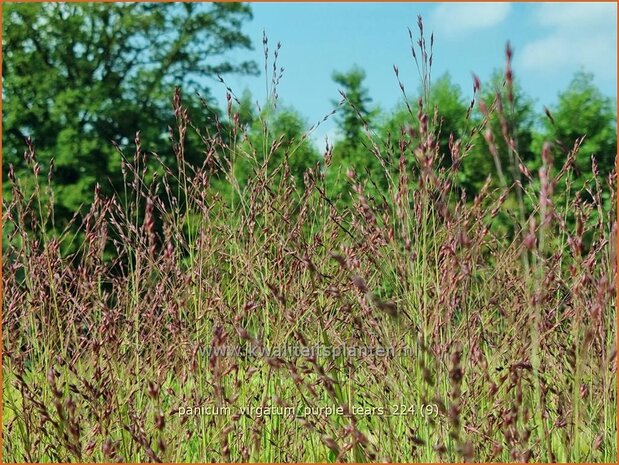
[2,23,616,463]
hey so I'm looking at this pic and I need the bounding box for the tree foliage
[228,103,321,196]
[536,71,617,180]
[3,2,257,224]
[327,66,383,203]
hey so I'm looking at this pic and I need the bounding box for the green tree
[332,66,375,146]
[327,66,382,204]
[463,70,537,196]
[535,71,617,180]
[429,74,470,167]
[221,102,320,203]
[3,2,257,226]
[380,73,470,168]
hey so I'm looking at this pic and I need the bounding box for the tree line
[3,2,616,245]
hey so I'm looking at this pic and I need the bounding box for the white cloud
[429,2,511,38]
[518,3,616,80]
[535,2,616,30]
[519,34,615,78]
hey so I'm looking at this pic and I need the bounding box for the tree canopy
[326,66,384,203]
[3,2,257,223]
[3,4,616,239]
[536,71,617,179]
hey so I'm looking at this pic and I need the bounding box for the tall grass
[2,23,616,463]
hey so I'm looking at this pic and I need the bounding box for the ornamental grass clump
[2,18,616,463]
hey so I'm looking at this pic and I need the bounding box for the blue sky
[211,2,617,144]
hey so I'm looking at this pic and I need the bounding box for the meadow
[2,22,617,463]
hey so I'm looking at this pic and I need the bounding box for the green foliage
[532,71,618,233]
[380,73,470,167]
[428,74,471,165]
[250,105,321,185]
[327,67,384,204]
[3,2,257,227]
[331,66,376,144]
[3,2,616,242]
[463,70,537,195]
[219,102,321,204]
[535,71,617,180]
